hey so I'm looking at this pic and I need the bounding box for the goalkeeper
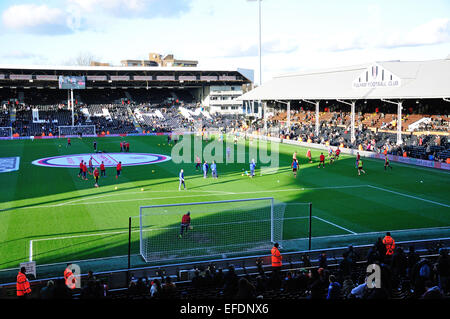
[179,212,191,238]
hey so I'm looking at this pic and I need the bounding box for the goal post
[138,198,311,263]
[0,126,12,138]
[58,125,96,138]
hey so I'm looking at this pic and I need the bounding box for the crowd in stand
[119,240,448,300]
[10,237,447,300]
[0,97,448,162]
[253,108,449,162]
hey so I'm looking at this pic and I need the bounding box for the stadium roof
[0,64,245,73]
[238,57,450,101]
[0,64,254,87]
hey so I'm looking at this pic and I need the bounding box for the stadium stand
[1,92,448,162]
[0,238,448,300]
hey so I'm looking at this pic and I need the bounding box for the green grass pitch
[0,134,449,280]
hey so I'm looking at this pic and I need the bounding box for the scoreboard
[58,76,86,89]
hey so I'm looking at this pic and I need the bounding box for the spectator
[339,252,352,280]
[350,279,368,299]
[421,280,443,299]
[53,278,72,299]
[161,276,177,299]
[223,265,239,298]
[255,275,267,295]
[436,248,449,294]
[267,268,282,291]
[150,279,161,298]
[213,268,224,287]
[318,252,328,269]
[307,268,325,299]
[391,246,407,287]
[326,275,341,300]
[375,237,387,263]
[406,246,420,279]
[191,270,203,289]
[341,276,355,299]
[366,244,380,265]
[39,280,54,299]
[235,277,256,299]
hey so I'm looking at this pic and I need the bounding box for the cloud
[67,0,192,18]
[1,0,193,35]
[324,18,450,52]
[1,4,83,35]
[221,38,299,58]
[1,51,43,60]
[381,18,450,49]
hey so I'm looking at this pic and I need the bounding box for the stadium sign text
[31,153,171,168]
[352,63,401,89]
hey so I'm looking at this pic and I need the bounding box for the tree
[63,51,99,66]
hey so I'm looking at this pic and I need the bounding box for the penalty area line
[11,185,365,210]
[367,185,450,208]
[312,216,358,235]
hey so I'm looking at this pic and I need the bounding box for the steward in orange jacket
[16,267,31,297]
[382,232,395,256]
[64,264,77,290]
[271,243,282,268]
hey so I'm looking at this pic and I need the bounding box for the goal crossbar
[58,125,96,138]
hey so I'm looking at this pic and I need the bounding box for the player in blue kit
[211,161,218,179]
[291,158,299,178]
[179,169,186,190]
[203,161,209,178]
[250,159,256,178]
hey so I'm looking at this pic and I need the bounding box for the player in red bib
[318,153,325,168]
[100,161,106,177]
[82,162,88,180]
[120,142,123,152]
[78,160,84,178]
[67,137,71,147]
[335,147,341,159]
[93,167,100,187]
[306,149,312,163]
[179,212,191,238]
[125,142,130,152]
[116,161,122,179]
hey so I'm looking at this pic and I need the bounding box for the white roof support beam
[302,99,320,137]
[382,99,403,145]
[275,100,290,131]
[337,99,357,143]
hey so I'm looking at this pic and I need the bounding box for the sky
[0,0,449,84]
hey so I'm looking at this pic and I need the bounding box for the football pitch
[0,134,449,280]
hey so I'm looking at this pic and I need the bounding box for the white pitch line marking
[312,216,358,235]
[7,185,365,210]
[367,185,450,208]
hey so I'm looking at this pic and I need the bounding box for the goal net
[139,198,310,263]
[58,125,96,137]
[0,127,12,138]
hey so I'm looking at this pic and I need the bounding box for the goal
[139,198,310,263]
[0,126,12,138]
[58,125,96,137]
